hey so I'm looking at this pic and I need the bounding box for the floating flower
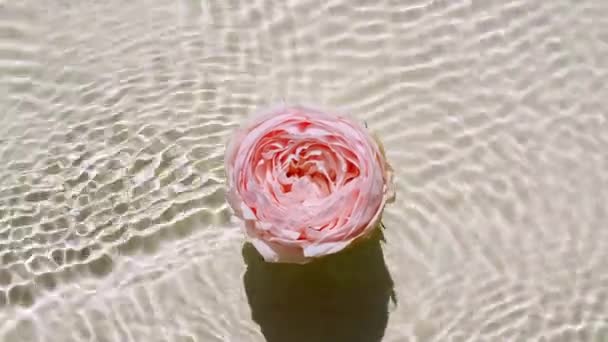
[225,105,394,263]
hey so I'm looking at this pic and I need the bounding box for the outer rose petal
[250,238,307,264]
[303,240,351,258]
[245,221,308,263]
[372,131,396,204]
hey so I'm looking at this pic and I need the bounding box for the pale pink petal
[240,202,256,220]
[250,238,280,262]
[303,240,351,258]
[251,238,308,264]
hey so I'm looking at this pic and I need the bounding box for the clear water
[1,1,607,341]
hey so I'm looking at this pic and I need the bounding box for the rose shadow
[242,230,395,342]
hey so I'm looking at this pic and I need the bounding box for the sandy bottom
[0,0,607,341]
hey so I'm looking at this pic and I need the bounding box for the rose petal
[251,238,308,264]
[240,203,256,220]
[250,238,280,262]
[303,240,351,258]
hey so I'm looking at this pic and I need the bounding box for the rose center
[254,131,363,203]
[282,156,332,198]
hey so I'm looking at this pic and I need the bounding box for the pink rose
[224,105,395,263]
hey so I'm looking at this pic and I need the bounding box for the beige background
[0,0,607,341]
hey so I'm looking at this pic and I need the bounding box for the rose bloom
[224,105,395,263]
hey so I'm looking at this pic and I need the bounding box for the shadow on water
[243,230,395,342]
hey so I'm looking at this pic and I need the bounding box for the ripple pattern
[1,0,608,341]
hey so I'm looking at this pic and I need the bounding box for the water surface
[1,0,608,341]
